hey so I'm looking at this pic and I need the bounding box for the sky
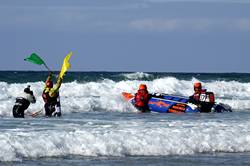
[0,0,250,72]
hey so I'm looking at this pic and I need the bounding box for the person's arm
[188,95,198,104]
[30,94,36,103]
[25,93,36,103]
[46,72,52,82]
[44,72,53,89]
[48,78,62,97]
[53,77,63,91]
[30,90,36,103]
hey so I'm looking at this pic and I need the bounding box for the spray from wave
[121,72,153,80]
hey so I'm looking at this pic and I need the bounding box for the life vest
[14,97,30,110]
[134,90,150,107]
[42,88,58,104]
[193,89,215,104]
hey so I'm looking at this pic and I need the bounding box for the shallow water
[1,72,250,165]
[1,111,250,165]
[4,153,250,166]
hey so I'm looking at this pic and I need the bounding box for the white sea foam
[1,76,250,162]
[1,77,250,116]
[1,118,250,161]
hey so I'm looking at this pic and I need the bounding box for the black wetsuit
[43,91,61,117]
[189,96,214,113]
[44,100,61,117]
[13,97,30,118]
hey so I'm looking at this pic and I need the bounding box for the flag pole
[43,63,51,72]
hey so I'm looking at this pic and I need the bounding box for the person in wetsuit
[13,85,36,118]
[189,82,215,113]
[134,84,151,112]
[42,72,62,117]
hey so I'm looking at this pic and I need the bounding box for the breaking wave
[121,72,153,80]
[0,76,250,116]
[1,117,250,161]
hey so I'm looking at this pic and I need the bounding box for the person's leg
[135,106,150,113]
[20,108,25,118]
[53,98,61,117]
[13,105,19,118]
[12,105,24,118]
[44,103,54,117]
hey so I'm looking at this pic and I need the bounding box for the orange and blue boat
[122,92,232,113]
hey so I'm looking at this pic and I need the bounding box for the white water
[1,114,250,162]
[1,76,250,162]
[1,77,250,116]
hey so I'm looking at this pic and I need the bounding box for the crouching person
[13,85,36,118]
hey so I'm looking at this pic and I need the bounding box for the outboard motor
[212,103,232,113]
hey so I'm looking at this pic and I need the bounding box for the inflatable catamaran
[122,92,232,113]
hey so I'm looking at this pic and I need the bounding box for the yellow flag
[59,52,72,79]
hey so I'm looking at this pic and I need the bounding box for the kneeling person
[134,84,151,112]
[189,82,215,113]
[13,85,36,118]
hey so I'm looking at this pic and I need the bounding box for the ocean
[0,71,250,166]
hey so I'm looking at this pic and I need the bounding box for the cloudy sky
[0,0,250,72]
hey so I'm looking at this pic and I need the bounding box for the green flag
[24,53,45,65]
[24,53,51,71]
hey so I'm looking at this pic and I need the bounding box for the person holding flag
[42,72,62,117]
[42,52,72,117]
[25,52,72,117]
